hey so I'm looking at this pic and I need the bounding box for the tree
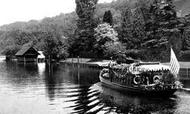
[94,23,119,58]
[118,7,134,49]
[117,0,183,61]
[1,45,20,57]
[183,29,190,50]
[103,10,113,26]
[118,5,146,50]
[95,23,118,43]
[71,0,98,57]
[142,0,183,61]
[103,42,126,61]
[43,32,68,61]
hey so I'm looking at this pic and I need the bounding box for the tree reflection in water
[43,63,179,114]
[3,61,39,86]
[43,63,103,113]
[0,61,189,113]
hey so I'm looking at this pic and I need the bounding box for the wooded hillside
[0,0,190,61]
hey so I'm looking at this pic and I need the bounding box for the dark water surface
[0,60,190,114]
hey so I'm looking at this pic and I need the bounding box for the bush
[103,42,126,59]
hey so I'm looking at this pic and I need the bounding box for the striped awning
[137,64,170,72]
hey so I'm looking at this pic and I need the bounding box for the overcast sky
[0,0,114,26]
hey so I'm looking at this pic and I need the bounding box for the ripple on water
[0,61,190,114]
[61,84,102,114]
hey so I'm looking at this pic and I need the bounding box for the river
[0,59,190,114]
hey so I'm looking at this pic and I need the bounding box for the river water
[0,60,190,114]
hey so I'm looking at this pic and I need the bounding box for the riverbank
[61,58,190,80]
[61,58,190,68]
[60,58,111,69]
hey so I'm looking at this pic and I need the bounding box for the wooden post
[187,68,189,78]
[48,55,51,73]
[36,57,38,64]
[77,68,80,83]
[24,56,26,65]
[49,55,51,64]
[77,56,80,68]
[77,56,79,64]
[72,57,74,67]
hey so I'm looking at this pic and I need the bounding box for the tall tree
[118,0,183,61]
[142,0,183,61]
[71,0,98,57]
[118,7,134,49]
[103,10,113,26]
[118,3,147,50]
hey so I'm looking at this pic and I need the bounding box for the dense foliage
[42,32,69,60]
[117,0,186,61]
[69,0,98,57]
[0,0,190,61]
[94,23,119,58]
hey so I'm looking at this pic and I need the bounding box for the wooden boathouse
[15,43,39,62]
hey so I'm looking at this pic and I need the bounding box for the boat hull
[99,75,177,97]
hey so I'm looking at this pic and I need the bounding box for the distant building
[15,42,39,62]
[37,51,45,62]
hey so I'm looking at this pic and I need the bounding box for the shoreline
[61,58,190,69]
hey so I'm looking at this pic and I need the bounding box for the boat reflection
[92,83,179,114]
[1,61,190,113]
[42,64,180,114]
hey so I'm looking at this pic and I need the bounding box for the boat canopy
[109,62,171,75]
[136,64,170,72]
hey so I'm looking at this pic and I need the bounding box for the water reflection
[93,83,179,114]
[43,64,100,101]
[1,62,40,87]
[0,60,190,114]
[60,82,181,114]
[38,63,45,75]
[64,86,103,114]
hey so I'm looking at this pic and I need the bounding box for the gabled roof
[15,42,39,56]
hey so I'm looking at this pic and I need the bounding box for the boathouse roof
[15,42,39,56]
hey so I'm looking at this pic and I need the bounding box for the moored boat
[99,49,183,97]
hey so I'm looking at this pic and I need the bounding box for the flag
[170,48,180,76]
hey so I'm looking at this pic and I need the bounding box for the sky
[0,0,114,26]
